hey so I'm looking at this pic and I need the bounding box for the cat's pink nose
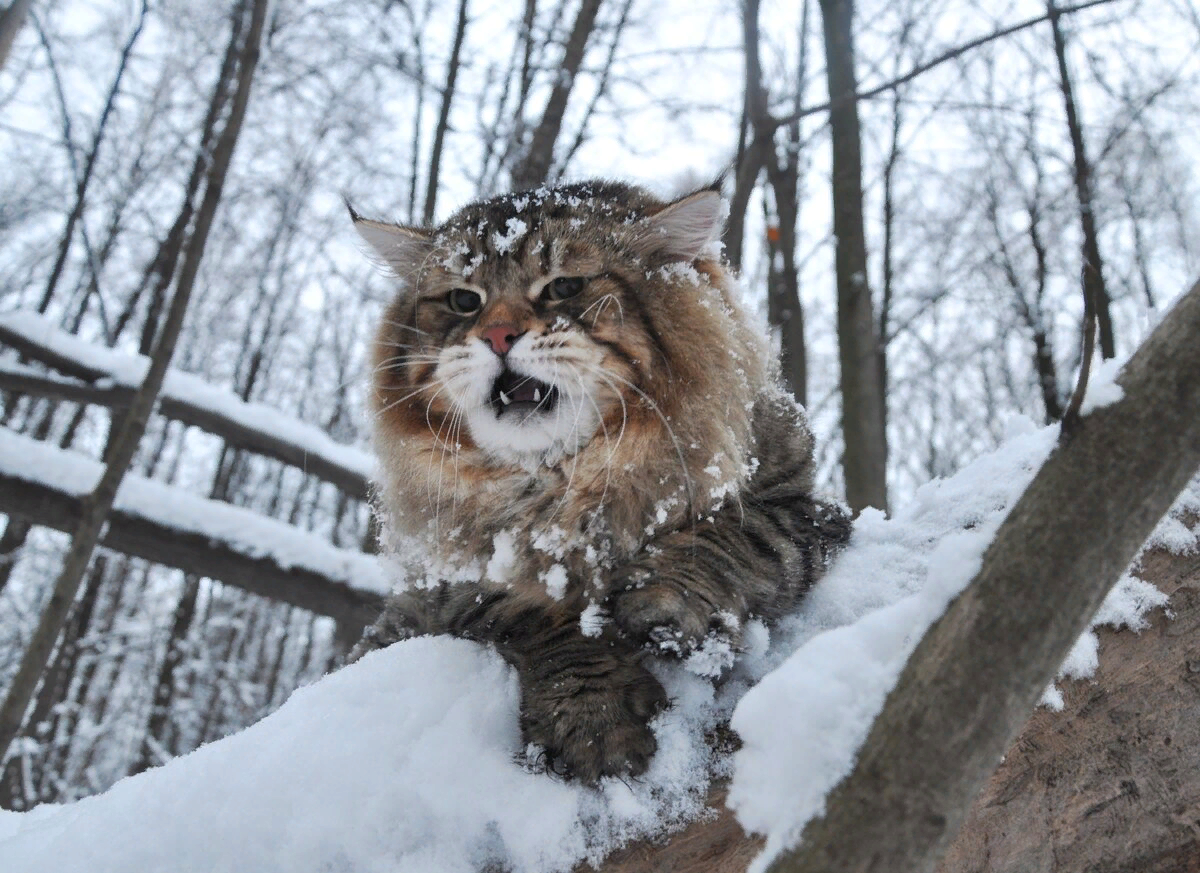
[481,323,521,356]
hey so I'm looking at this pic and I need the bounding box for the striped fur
[349,181,850,783]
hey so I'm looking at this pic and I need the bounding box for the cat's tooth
[533,388,541,402]
[499,390,511,405]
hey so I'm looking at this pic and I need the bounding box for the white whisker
[579,363,693,506]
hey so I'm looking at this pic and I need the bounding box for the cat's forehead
[436,181,660,252]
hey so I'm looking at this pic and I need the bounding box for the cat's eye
[545,276,586,301]
[447,288,484,314]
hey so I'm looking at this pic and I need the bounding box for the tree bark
[1047,0,1116,360]
[0,0,269,763]
[510,0,603,190]
[936,540,1200,873]
[818,0,888,513]
[769,278,1200,872]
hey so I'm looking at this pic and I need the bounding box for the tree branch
[0,455,382,628]
[769,278,1200,871]
[774,0,1124,129]
[0,318,372,500]
[0,429,381,628]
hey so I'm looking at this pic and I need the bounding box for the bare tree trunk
[878,89,902,438]
[763,179,807,406]
[0,0,33,73]
[723,136,767,272]
[550,0,633,180]
[987,179,1064,424]
[1047,0,1115,360]
[724,0,770,273]
[422,0,469,224]
[765,0,812,407]
[0,0,269,764]
[510,0,603,189]
[770,279,1200,872]
[735,0,810,405]
[818,0,888,513]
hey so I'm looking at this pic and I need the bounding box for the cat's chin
[464,399,599,471]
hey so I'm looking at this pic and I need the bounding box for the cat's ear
[348,202,433,281]
[634,189,727,261]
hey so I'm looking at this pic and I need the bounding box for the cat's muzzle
[489,369,559,419]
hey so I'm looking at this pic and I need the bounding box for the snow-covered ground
[1,417,1196,872]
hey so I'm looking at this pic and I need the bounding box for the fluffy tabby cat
[348,180,850,783]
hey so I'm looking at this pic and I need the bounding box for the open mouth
[489,369,558,418]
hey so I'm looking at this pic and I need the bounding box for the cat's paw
[519,650,668,784]
[610,581,742,658]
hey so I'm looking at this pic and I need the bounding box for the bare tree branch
[1047,0,1115,362]
[510,0,604,190]
[775,0,1123,129]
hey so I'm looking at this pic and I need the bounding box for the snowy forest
[1,0,1199,869]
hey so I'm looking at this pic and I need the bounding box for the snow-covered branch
[0,312,374,500]
[0,427,384,628]
[770,279,1200,872]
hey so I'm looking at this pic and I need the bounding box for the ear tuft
[352,217,434,284]
[634,190,727,261]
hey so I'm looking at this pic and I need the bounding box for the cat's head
[354,180,759,479]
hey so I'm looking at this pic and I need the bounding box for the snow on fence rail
[0,427,385,630]
[0,311,375,500]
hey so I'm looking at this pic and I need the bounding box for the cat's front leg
[358,583,668,782]
[607,491,851,660]
[510,628,667,783]
[607,549,748,659]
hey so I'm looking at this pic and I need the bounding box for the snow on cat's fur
[350,181,850,781]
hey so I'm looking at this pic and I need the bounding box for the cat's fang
[490,370,558,417]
